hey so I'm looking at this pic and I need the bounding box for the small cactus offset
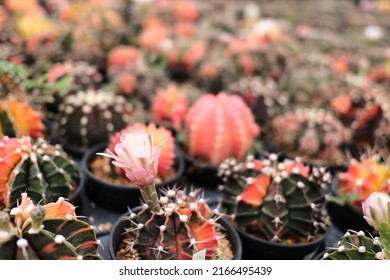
[322,230,384,260]
[109,122,175,177]
[0,99,45,139]
[58,90,133,149]
[0,194,99,260]
[336,156,390,209]
[120,189,227,260]
[271,108,348,165]
[152,85,189,130]
[0,137,79,210]
[219,154,330,243]
[185,92,260,165]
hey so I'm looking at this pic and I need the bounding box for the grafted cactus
[0,137,79,209]
[0,99,45,139]
[120,189,225,260]
[185,92,260,165]
[219,154,330,243]
[0,194,99,260]
[321,231,384,260]
[109,122,175,176]
[58,90,133,150]
[271,108,348,165]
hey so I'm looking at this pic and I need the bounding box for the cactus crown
[0,99,45,139]
[0,194,99,260]
[58,90,133,149]
[118,188,232,260]
[322,230,385,260]
[219,154,331,243]
[272,108,348,165]
[0,137,79,210]
[185,92,260,165]
[109,122,175,177]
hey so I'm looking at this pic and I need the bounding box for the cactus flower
[99,130,161,186]
[362,192,390,231]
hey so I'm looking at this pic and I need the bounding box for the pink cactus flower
[98,130,162,186]
[362,192,390,230]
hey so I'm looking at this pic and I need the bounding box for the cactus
[0,194,99,260]
[271,108,349,165]
[185,92,260,165]
[118,188,230,260]
[58,90,133,149]
[219,154,330,243]
[336,156,390,209]
[109,122,175,177]
[0,137,79,210]
[0,60,28,100]
[321,230,384,260]
[0,99,45,139]
[152,85,189,129]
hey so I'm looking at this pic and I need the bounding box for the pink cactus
[185,92,260,165]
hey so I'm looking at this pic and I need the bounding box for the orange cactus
[186,92,260,165]
[174,1,199,21]
[109,122,175,176]
[0,99,44,139]
[107,46,139,72]
[152,85,189,129]
[338,157,390,207]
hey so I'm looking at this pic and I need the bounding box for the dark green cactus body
[58,90,133,149]
[0,215,99,260]
[322,231,384,260]
[219,155,330,243]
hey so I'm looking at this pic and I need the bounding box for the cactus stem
[378,230,390,258]
[139,183,162,215]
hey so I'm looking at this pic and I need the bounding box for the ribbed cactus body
[109,122,175,176]
[272,109,348,164]
[58,90,132,149]
[219,155,330,243]
[122,189,220,260]
[0,99,44,139]
[0,196,99,260]
[185,92,260,165]
[0,137,79,209]
[322,231,384,260]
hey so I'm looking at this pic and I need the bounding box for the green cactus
[119,188,228,260]
[58,90,133,149]
[321,231,384,260]
[219,154,330,243]
[0,197,100,260]
[0,137,79,209]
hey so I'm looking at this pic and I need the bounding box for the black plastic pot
[181,151,222,189]
[81,142,185,212]
[109,209,242,260]
[237,226,328,260]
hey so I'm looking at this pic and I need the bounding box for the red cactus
[109,122,175,176]
[185,92,260,165]
[107,45,139,73]
[152,85,189,129]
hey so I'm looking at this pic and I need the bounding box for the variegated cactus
[109,122,175,177]
[219,154,330,243]
[0,193,99,260]
[58,90,133,150]
[0,137,79,210]
[271,108,348,165]
[0,99,45,139]
[119,189,226,260]
[185,92,260,165]
[336,156,390,209]
[152,85,189,130]
[321,230,384,260]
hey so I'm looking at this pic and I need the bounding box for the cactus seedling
[271,108,348,165]
[185,92,260,165]
[0,193,99,260]
[219,154,330,243]
[58,90,133,150]
[0,99,45,139]
[0,137,79,210]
